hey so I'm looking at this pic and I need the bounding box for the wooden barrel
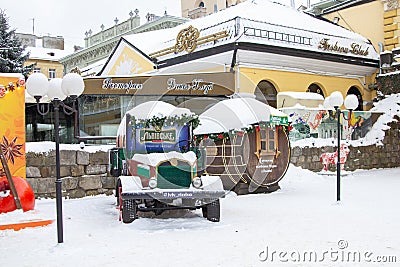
[199,126,290,194]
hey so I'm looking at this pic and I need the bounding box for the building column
[383,0,400,50]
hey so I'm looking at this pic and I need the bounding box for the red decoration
[0,86,5,98]
[320,144,350,172]
[17,77,25,87]
[217,133,224,139]
[204,135,208,139]
[288,125,293,131]
[0,176,35,213]
[7,82,15,92]
[255,125,260,132]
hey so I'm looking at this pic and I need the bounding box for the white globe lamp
[26,73,49,98]
[61,73,85,97]
[47,78,67,101]
[344,94,359,110]
[329,91,344,108]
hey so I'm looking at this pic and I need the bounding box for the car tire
[206,199,220,222]
[122,199,137,223]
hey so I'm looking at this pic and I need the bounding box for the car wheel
[122,199,137,223]
[206,199,220,222]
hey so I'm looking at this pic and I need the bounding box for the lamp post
[324,91,358,202]
[26,72,84,243]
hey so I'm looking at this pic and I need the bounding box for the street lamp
[325,91,358,202]
[26,72,84,243]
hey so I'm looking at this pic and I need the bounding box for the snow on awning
[126,101,193,120]
[117,101,195,137]
[194,97,288,135]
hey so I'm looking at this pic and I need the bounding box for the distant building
[16,33,69,80]
[181,0,246,19]
[60,10,188,76]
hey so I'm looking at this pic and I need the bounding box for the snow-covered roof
[81,58,108,77]
[122,0,378,62]
[194,96,288,135]
[27,46,71,61]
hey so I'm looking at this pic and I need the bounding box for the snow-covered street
[1,165,399,267]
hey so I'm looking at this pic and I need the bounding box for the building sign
[318,38,369,56]
[270,115,289,126]
[139,129,176,143]
[84,72,235,96]
[130,125,189,153]
[167,78,214,95]
[102,78,143,93]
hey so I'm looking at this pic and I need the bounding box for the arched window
[255,80,278,108]
[199,2,205,7]
[347,86,363,111]
[306,83,325,98]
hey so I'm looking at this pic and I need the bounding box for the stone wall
[26,149,116,199]
[290,118,400,171]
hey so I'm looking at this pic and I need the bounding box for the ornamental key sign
[149,26,229,58]
[318,38,369,56]
[174,25,200,54]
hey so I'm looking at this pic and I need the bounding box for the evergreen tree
[0,9,31,76]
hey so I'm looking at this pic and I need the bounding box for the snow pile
[1,165,400,266]
[26,142,114,154]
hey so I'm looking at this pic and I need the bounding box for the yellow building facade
[24,58,64,79]
[311,0,400,52]
[320,1,384,51]
[81,0,379,138]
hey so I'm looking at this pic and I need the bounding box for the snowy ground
[1,165,399,267]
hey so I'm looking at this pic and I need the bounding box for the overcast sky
[1,0,181,51]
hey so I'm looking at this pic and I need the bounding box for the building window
[199,2,205,7]
[33,68,41,73]
[307,83,324,97]
[214,4,218,12]
[49,69,56,79]
[255,80,278,108]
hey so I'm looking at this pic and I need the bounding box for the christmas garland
[194,122,293,142]
[131,113,200,129]
[0,78,25,98]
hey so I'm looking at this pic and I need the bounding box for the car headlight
[192,177,202,189]
[148,177,157,189]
